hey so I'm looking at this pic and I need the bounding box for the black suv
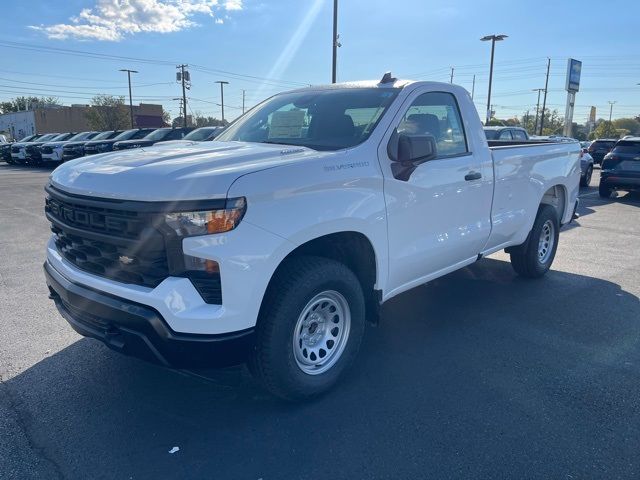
[588,139,617,165]
[84,128,155,155]
[113,127,194,151]
[599,138,640,198]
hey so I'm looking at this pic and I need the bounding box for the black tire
[248,256,366,401]
[580,166,593,187]
[510,204,559,278]
[599,182,613,198]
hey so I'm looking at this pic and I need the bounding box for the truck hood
[50,141,324,201]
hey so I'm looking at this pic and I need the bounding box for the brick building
[0,103,164,140]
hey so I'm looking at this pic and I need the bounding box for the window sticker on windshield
[269,110,306,139]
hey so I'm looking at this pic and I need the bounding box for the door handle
[465,171,482,181]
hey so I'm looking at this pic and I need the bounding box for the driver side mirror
[397,133,437,164]
[388,130,438,181]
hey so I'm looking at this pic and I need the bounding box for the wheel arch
[260,231,381,324]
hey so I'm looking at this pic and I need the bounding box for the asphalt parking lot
[1,164,639,480]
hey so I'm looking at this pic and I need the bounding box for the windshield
[51,133,74,141]
[19,134,38,142]
[143,128,172,141]
[35,134,59,142]
[184,128,217,141]
[612,141,640,155]
[92,130,117,140]
[216,88,400,151]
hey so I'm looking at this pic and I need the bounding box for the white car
[40,131,100,163]
[44,76,580,400]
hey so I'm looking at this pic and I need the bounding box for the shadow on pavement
[4,258,640,479]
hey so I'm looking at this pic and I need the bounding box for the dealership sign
[566,58,582,92]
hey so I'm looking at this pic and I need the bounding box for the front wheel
[510,204,559,278]
[248,256,365,401]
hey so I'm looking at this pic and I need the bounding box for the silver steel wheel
[585,167,592,185]
[293,290,351,375]
[537,219,555,264]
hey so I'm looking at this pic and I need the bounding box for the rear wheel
[510,204,559,278]
[599,182,613,198]
[248,256,366,401]
[580,166,593,187]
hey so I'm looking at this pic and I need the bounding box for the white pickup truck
[44,75,580,400]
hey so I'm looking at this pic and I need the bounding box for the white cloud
[30,0,242,41]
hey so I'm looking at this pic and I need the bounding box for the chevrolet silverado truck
[44,76,580,400]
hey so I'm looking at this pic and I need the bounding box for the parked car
[152,127,226,148]
[12,133,58,165]
[41,131,97,164]
[44,77,580,400]
[61,132,100,161]
[588,139,617,165]
[483,126,530,141]
[83,128,156,155]
[599,137,640,198]
[579,147,594,187]
[26,132,77,165]
[112,127,194,150]
[183,126,225,141]
[0,135,11,164]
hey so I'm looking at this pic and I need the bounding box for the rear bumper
[601,174,640,190]
[44,260,254,368]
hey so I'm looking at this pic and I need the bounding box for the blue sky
[2,0,639,123]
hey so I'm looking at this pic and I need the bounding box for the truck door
[377,89,493,297]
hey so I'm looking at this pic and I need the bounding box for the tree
[85,95,130,131]
[613,118,640,136]
[588,121,618,140]
[162,109,172,126]
[0,96,61,113]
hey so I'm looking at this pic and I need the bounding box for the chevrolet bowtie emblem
[119,255,135,265]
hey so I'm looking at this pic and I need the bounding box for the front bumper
[45,260,254,368]
[62,151,83,160]
[41,151,62,162]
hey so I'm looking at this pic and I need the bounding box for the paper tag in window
[269,110,306,139]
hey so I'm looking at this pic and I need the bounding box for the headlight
[164,197,246,236]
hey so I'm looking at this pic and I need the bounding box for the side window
[498,129,513,140]
[397,91,468,158]
[512,129,527,140]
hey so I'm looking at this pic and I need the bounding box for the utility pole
[331,0,341,83]
[532,88,544,134]
[176,65,190,127]
[215,81,229,123]
[471,74,476,100]
[119,69,138,129]
[241,90,246,114]
[539,58,551,135]
[450,67,454,84]
[480,34,508,125]
[608,101,616,123]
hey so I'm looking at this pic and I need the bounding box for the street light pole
[331,0,340,83]
[450,67,454,84]
[480,34,508,125]
[119,69,138,129]
[215,81,230,123]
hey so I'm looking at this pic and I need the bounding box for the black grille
[45,189,169,288]
[11,146,20,153]
[41,146,54,154]
[45,186,224,304]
